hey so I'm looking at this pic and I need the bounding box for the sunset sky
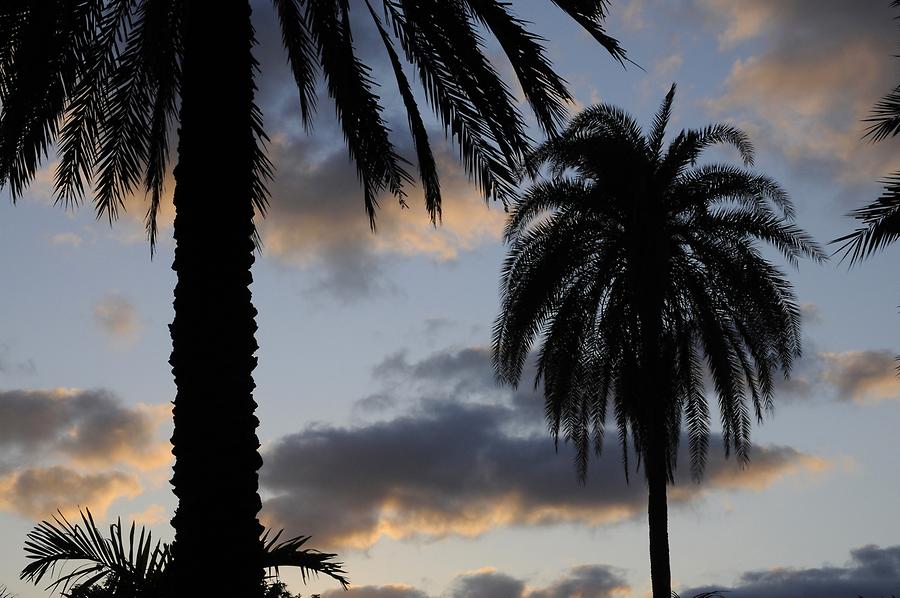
[2,1,900,596]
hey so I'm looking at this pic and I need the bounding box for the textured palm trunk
[167,2,264,596]
[646,425,672,598]
[634,222,673,598]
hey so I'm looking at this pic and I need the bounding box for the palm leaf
[832,174,900,265]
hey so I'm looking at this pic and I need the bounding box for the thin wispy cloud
[93,293,142,347]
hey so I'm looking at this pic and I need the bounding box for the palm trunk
[167,2,264,596]
[646,429,672,598]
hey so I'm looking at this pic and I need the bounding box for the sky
[2,1,900,597]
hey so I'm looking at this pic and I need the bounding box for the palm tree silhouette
[833,0,900,263]
[492,85,824,598]
[0,1,625,595]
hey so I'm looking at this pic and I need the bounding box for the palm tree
[833,0,900,263]
[0,2,625,595]
[20,509,348,597]
[492,85,824,598]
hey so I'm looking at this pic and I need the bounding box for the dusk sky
[2,1,900,597]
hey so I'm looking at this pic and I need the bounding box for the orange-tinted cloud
[0,466,141,519]
[93,293,142,347]
[703,0,900,187]
[820,350,900,403]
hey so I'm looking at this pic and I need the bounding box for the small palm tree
[492,85,824,598]
[0,2,625,595]
[833,0,900,262]
[20,509,348,597]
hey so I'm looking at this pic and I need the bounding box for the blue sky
[2,1,900,596]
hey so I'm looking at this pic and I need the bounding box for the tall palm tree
[833,0,900,263]
[492,85,824,598]
[19,509,348,597]
[0,1,625,596]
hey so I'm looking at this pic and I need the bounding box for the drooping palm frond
[864,84,900,143]
[262,530,349,590]
[0,585,15,598]
[832,175,900,265]
[20,509,349,597]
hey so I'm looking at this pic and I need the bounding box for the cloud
[320,585,428,598]
[93,293,141,346]
[260,399,826,551]
[526,565,630,598]
[50,232,84,248]
[775,349,900,403]
[682,544,900,598]
[820,350,900,402]
[318,565,630,598]
[257,130,506,302]
[128,504,168,526]
[0,388,170,470]
[0,388,170,520]
[0,466,141,519]
[702,0,900,188]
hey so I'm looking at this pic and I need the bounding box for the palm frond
[272,0,319,130]
[648,83,676,159]
[305,0,412,227]
[548,0,627,64]
[465,0,572,134]
[864,84,900,142]
[832,174,900,265]
[20,510,169,596]
[262,530,349,590]
[365,0,440,221]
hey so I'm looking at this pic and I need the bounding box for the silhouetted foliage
[0,585,14,598]
[493,85,823,598]
[0,3,625,596]
[833,0,900,263]
[19,509,348,597]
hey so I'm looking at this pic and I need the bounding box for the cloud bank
[683,544,900,597]
[0,388,169,519]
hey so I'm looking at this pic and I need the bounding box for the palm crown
[493,84,825,482]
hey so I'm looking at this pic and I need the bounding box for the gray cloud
[317,565,629,598]
[0,388,169,470]
[367,347,545,424]
[0,388,169,520]
[93,293,141,345]
[527,565,629,598]
[260,398,824,551]
[682,544,900,598]
[449,571,525,598]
